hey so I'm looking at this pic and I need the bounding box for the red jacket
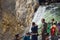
[51,27,56,36]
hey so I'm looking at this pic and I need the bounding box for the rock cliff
[0,0,39,40]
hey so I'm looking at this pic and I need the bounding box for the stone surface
[0,0,39,40]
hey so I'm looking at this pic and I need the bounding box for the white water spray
[32,6,46,25]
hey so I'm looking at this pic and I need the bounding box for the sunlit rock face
[0,0,39,40]
[0,0,17,40]
[16,0,39,33]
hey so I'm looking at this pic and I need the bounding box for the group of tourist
[14,18,60,40]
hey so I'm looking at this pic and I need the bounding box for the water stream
[31,3,60,40]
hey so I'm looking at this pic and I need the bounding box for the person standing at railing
[41,18,47,40]
[31,22,38,40]
[57,21,60,35]
[50,18,58,40]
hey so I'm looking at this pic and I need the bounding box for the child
[23,32,30,40]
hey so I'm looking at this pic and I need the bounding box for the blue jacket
[23,36,30,40]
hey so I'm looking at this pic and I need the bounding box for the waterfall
[32,6,47,25]
[29,3,60,40]
[32,3,60,26]
[29,3,60,32]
